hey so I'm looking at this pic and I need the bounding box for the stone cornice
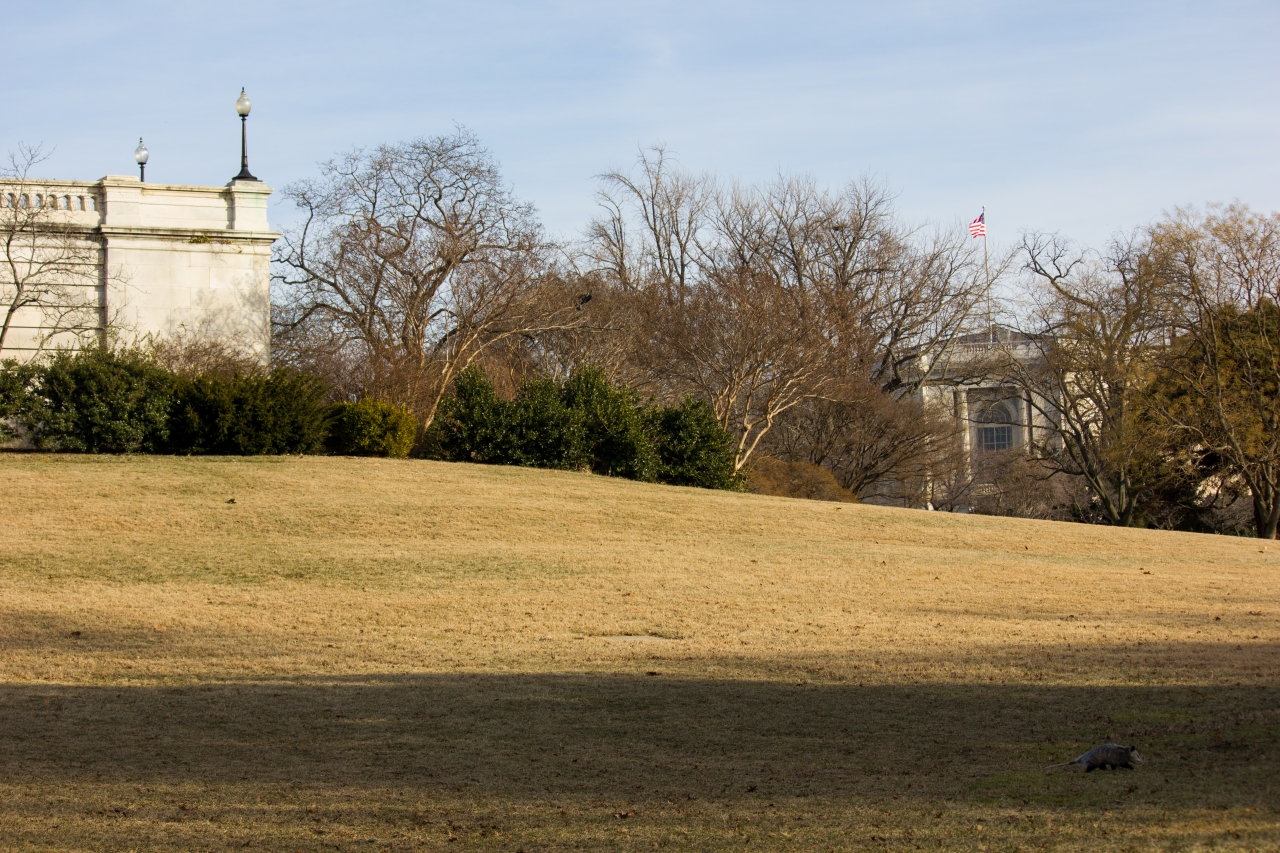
[98,225,280,244]
[3,177,273,195]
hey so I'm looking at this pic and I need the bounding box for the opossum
[1045,743,1144,773]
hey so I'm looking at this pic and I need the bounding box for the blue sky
[5,1,1277,249]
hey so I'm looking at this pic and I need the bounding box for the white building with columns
[915,326,1059,498]
[0,174,277,361]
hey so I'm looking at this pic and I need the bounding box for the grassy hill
[0,454,1276,851]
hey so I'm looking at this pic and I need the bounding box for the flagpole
[982,205,992,342]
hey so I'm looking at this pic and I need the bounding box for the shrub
[652,397,743,490]
[562,367,658,481]
[149,334,264,379]
[22,346,174,453]
[508,375,587,469]
[325,399,418,458]
[6,346,329,456]
[168,369,328,455]
[747,456,855,502]
[424,368,587,469]
[421,366,515,463]
[0,360,38,444]
[425,367,741,491]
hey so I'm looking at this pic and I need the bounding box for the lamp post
[232,88,259,182]
[134,138,149,182]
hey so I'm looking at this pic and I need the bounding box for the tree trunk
[1251,482,1280,539]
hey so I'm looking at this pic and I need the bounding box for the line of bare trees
[7,129,1276,533]
[273,135,991,497]
[270,130,1280,535]
[581,150,989,474]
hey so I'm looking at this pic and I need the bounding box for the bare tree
[767,379,967,504]
[588,146,712,297]
[0,144,104,357]
[966,452,1084,521]
[598,175,849,471]
[1153,204,1280,537]
[1002,232,1174,526]
[728,176,987,397]
[273,130,581,423]
[580,152,989,472]
[656,263,839,470]
[498,270,653,385]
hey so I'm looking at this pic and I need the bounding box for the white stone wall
[0,176,277,361]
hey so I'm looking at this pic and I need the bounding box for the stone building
[0,175,276,360]
[917,326,1058,481]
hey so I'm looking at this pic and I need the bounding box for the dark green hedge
[11,347,175,453]
[1,347,326,455]
[0,350,741,491]
[422,365,742,490]
[168,371,328,455]
[651,395,741,490]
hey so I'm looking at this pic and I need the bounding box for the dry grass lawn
[0,454,1276,852]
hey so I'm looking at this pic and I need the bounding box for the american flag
[969,211,986,238]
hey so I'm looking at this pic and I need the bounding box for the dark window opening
[976,402,1015,452]
[978,424,1014,452]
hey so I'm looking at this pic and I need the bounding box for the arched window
[977,402,1014,452]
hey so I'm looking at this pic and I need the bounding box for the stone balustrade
[0,190,98,212]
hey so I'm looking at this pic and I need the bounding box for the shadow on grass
[2,674,1278,850]
[2,674,1275,805]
